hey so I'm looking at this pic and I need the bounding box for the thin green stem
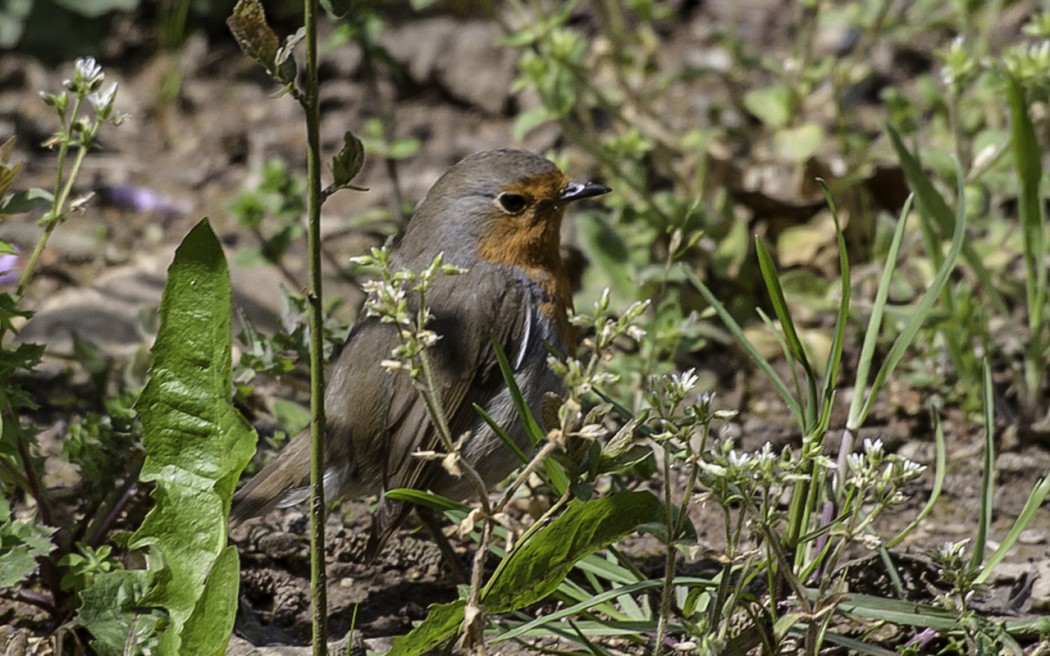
[18,123,89,296]
[301,0,328,650]
[407,327,491,516]
[652,442,675,655]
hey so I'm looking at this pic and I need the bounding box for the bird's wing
[365,267,534,556]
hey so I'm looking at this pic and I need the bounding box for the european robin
[231,149,610,557]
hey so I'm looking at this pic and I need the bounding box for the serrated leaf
[97,218,257,653]
[331,131,365,189]
[227,0,279,73]
[0,497,55,588]
[77,569,166,656]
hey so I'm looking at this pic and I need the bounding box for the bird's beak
[558,181,611,203]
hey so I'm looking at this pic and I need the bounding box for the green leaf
[319,0,352,18]
[886,411,945,549]
[487,337,569,494]
[180,546,240,656]
[844,193,912,431]
[686,267,803,427]
[387,138,420,161]
[271,398,310,435]
[77,219,255,653]
[389,492,664,653]
[491,578,673,643]
[886,124,1006,315]
[77,569,166,656]
[330,130,365,189]
[637,503,697,545]
[755,238,815,404]
[862,129,967,424]
[970,358,995,573]
[0,187,54,217]
[0,496,55,588]
[743,84,792,129]
[482,491,663,612]
[387,600,466,656]
[384,488,469,514]
[513,107,554,141]
[0,137,23,197]
[1006,74,1047,407]
[576,211,635,300]
[773,123,824,162]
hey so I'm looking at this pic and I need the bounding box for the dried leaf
[227,0,279,73]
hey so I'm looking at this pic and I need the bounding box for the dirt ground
[1,2,1049,654]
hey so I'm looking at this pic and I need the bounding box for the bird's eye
[496,193,527,214]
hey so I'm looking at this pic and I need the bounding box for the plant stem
[466,517,492,655]
[652,445,674,655]
[302,0,328,650]
[18,126,89,297]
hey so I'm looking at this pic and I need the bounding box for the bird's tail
[230,430,311,525]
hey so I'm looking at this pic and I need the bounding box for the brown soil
[1,3,1048,654]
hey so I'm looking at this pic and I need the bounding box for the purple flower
[0,249,20,285]
[102,184,188,216]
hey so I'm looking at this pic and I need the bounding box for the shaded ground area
[1,2,1049,653]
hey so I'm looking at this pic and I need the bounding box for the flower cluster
[41,58,126,151]
[844,437,926,506]
[351,246,465,378]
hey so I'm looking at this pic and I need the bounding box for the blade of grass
[887,411,946,549]
[384,488,470,514]
[857,154,967,425]
[830,592,959,630]
[887,126,1006,315]
[489,335,546,445]
[488,335,569,494]
[492,579,703,643]
[975,474,1050,586]
[1007,75,1047,409]
[473,403,529,464]
[837,193,916,498]
[844,193,914,431]
[755,238,818,427]
[801,629,898,656]
[969,358,995,573]
[756,307,805,406]
[817,180,850,433]
[686,268,804,426]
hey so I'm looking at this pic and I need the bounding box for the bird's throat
[476,215,575,352]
